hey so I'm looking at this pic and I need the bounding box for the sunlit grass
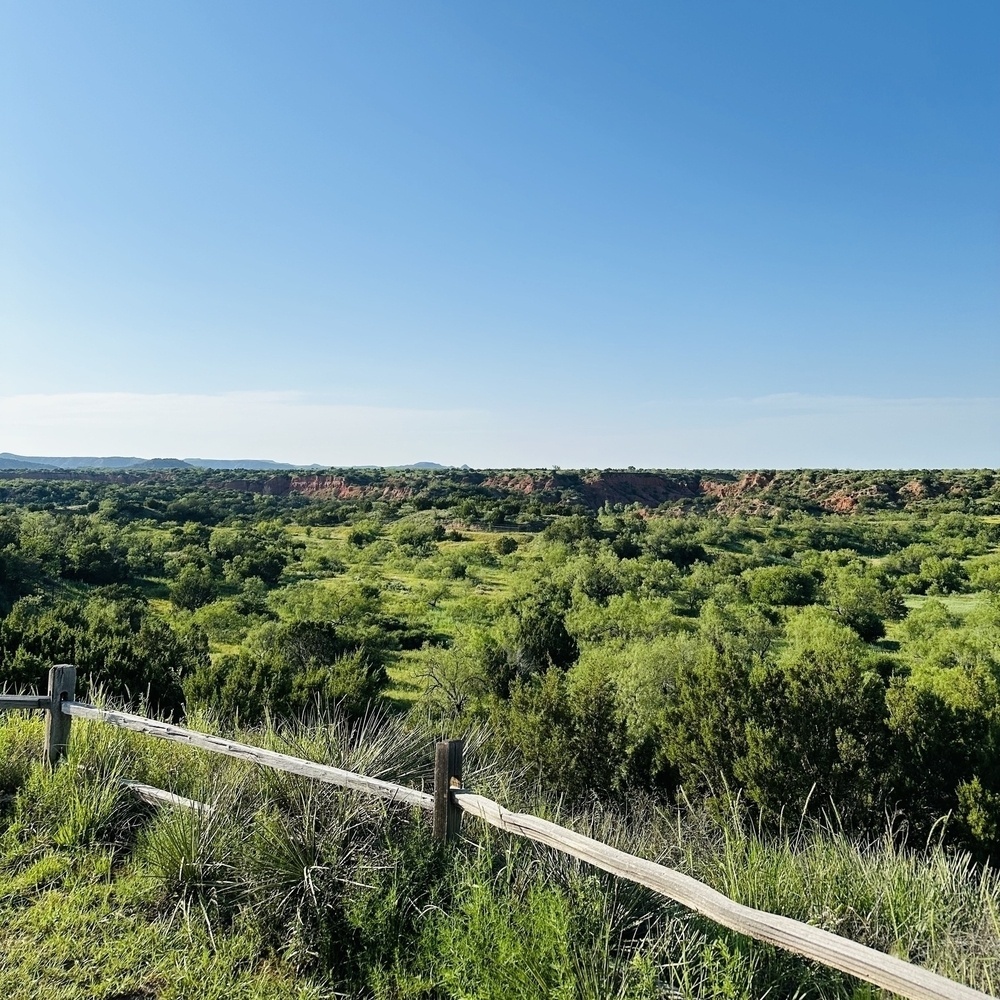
[1,702,998,999]
[903,593,985,616]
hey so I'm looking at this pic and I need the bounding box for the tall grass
[0,702,998,998]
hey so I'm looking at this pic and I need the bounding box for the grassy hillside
[1,707,998,999]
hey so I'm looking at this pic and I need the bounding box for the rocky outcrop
[579,472,703,507]
[217,475,291,495]
[818,485,882,513]
[217,474,426,502]
[899,480,925,500]
[701,471,776,499]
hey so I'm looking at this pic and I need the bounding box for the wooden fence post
[44,664,76,769]
[433,739,463,843]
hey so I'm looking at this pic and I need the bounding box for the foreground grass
[0,858,321,999]
[1,708,998,999]
[0,717,327,999]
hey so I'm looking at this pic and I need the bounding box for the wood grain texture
[0,695,50,711]
[453,790,993,1000]
[433,739,463,842]
[120,779,214,814]
[44,665,76,769]
[63,702,434,811]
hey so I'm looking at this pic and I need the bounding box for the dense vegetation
[2,467,1000,997]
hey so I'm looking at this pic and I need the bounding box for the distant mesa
[0,452,140,470]
[0,453,455,472]
[0,454,57,471]
[183,458,323,471]
[336,462,454,471]
[0,453,323,472]
[128,458,194,470]
[184,458,327,472]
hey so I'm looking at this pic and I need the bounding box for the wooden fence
[0,664,993,1000]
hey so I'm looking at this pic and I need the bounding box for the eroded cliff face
[289,475,416,501]
[5,467,989,516]
[479,471,702,503]
[207,468,989,514]
[217,474,434,501]
[480,473,562,495]
[215,469,711,507]
[579,472,704,507]
[216,475,293,495]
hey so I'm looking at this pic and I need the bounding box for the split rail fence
[0,664,994,1000]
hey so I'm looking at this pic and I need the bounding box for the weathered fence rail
[0,665,993,1000]
[452,791,991,1000]
[0,695,50,711]
[119,779,215,815]
[63,700,434,811]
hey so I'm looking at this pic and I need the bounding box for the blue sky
[1,1,997,467]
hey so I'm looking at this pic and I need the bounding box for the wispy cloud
[0,392,486,466]
[0,391,996,468]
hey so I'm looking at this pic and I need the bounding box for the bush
[184,621,389,723]
[494,535,518,556]
[346,521,382,548]
[170,564,218,610]
[0,589,195,714]
[743,564,817,606]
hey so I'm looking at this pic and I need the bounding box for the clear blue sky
[1,1,997,467]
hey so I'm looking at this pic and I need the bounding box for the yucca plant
[137,775,251,913]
